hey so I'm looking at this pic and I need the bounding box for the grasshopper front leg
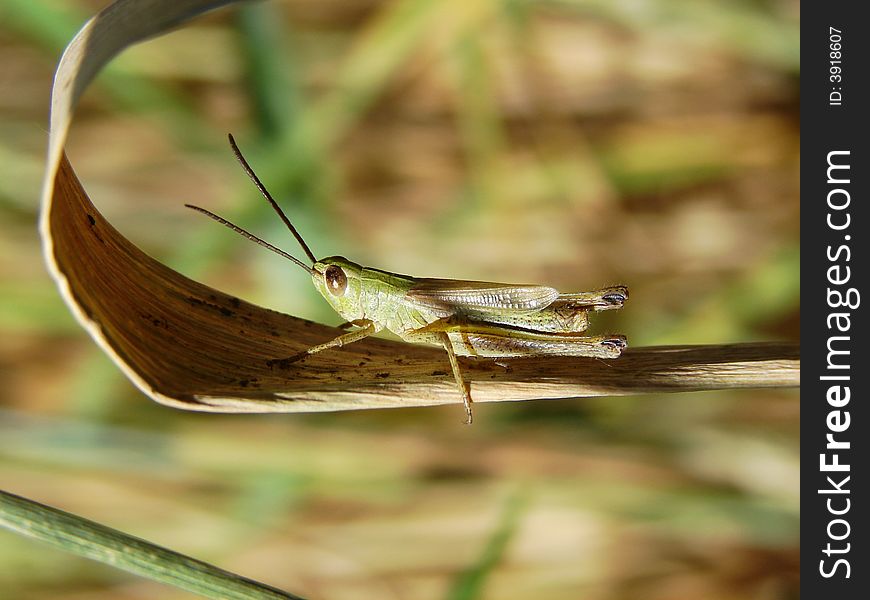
[304,319,378,355]
[268,319,377,368]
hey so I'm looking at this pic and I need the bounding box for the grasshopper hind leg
[437,331,474,425]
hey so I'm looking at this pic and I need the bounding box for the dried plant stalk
[40,0,799,417]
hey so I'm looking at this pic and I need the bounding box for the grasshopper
[187,135,628,423]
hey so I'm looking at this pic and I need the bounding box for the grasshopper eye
[324,265,347,296]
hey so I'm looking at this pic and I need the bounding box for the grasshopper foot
[601,287,629,307]
[600,335,628,353]
[462,389,474,425]
[558,285,628,311]
[493,359,514,372]
[265,352,308,370]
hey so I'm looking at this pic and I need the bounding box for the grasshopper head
[312,256,366,321]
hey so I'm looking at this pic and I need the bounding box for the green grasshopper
[187,135,628,423]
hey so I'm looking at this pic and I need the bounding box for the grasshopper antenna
[227,133,318,265]
[185,204,316,275]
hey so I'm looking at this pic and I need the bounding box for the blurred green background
[1,0,798,598]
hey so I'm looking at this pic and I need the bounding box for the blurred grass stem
[0,489,307,600]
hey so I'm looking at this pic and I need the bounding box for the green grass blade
[301,0,441,149]
[235,2,301,140]
[446,491,527,600]
[0,489,307,600]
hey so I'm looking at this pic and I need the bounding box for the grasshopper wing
[407,279,559,313]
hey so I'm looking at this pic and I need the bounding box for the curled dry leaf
[40,0,799,415]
